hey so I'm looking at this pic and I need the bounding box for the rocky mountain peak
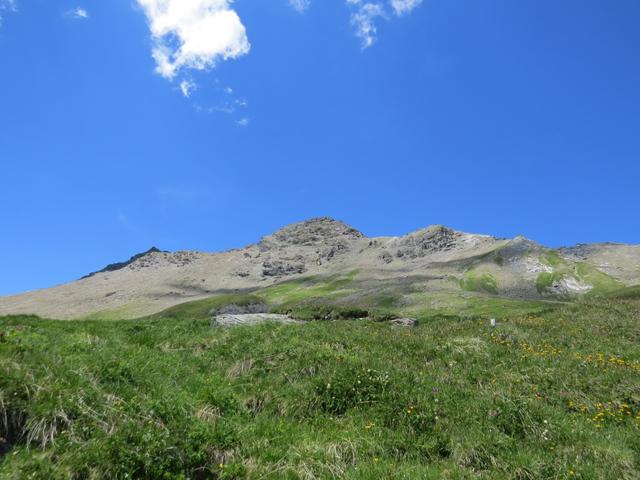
[259,217,365,248]
[82,247,166,279]
[390,224,463,258]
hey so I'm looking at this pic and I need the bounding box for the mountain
[81,247,167,279]
[1,217,638,319]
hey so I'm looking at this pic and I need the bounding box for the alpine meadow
[1,1,639,479]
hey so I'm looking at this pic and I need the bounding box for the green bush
[313,366,391,415]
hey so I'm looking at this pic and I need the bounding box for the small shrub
[97,359,136,385]
[383,401,438,435]
[314,366,391,415]
[490,399,533,439]
[200,389,244,418]
[102,421,183,479]
[185,421,243,478]
[273,302,370,321]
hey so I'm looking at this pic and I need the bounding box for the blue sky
[1,0,639,295]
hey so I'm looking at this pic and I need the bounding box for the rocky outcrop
[392,226,466,259]
[390,317,418,327]
[258,217,363,250]
[211,314,301,327]
[262,260,307,277]
[82,247,166,279]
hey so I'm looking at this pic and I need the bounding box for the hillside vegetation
[1,289,639,479]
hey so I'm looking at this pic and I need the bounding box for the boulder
[390,317,418,327]
[211,314,302,328]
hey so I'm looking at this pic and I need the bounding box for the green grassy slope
[1,292,639,479]
[535,253,624,296]
[149,294,266,322]
[149,271,557,324]
[605,285,640,300]
[459,271,499,295]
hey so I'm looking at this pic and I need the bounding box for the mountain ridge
[1,217,638,320]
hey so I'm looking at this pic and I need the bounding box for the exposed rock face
[82,247,166,278]
[501,237,543,260]
[257,217,364,276]
[395,226,461,257]
[545,276,593,296]
[260,217,364,248]
[262,261,307,277]
[391,226,496,260]
[258,218,363,257]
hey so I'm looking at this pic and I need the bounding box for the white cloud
[389,0,422,15]
[135,0,422,102]
[0,0,17,26]
[136,0,250,80]
[289,0,311,13]
[236,117,249,127]
[289,0,421,48]
[65,7,89,20]
[179,79,197,97]
[348,2,386,49]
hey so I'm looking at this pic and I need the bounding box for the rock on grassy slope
[0,217,638,319]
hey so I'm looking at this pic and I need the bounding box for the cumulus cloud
[136,0,250,80]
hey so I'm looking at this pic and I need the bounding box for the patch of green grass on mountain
[536,262,623,296]
[459,271,498,294]
[604,285,640,300]
[406,291,554,319]
[534,249,621,297]
[363,293,403,309]
[2,293,639,479]
[575,262,624,295]
[256,270,359,305]
[540,251,565,268]
[145,272,361,323]
[535,252,574,295]
[81,303,146,321]
[150,294,265,322]
[535,271,565,294]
